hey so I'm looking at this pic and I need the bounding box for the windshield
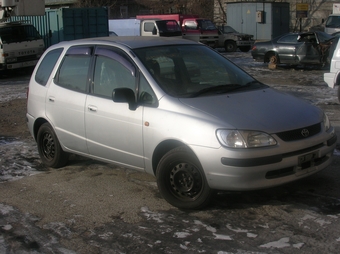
[197,20,217,31]
[156,20,182,36]
[316,31,335,42]
[0,24,42,44]
[326,16,340,28]
[134,45,266,97]
[220,26,237,33]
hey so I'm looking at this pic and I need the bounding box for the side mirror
[112,88,137,110]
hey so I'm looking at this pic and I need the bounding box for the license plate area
[298,151,318,170]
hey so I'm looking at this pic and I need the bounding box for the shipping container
[10,7,109,47]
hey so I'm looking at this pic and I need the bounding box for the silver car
[27,36,337,209]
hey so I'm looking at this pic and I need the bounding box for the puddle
[0,137,41,182]
[0,136,20,145]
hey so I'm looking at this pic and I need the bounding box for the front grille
[17,55,38,63]
[276,123,321,142]
[265,167,294,179]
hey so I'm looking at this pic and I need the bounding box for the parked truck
[324,38,340,102]
[325,3,340,34]
[136,14,219,47]
[0,0,45,73]
[216,25,254,52]
[109,18,182,37]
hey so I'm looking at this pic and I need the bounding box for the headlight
[323,113,330,131]
[216,129,277,148]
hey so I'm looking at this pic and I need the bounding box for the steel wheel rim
[41,132,55,161]
[169,162,203,200]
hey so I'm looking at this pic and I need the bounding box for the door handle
[88,105,97,112]
[48,97,55,102]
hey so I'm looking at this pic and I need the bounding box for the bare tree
[214,0,226,24]
[74,0,216,19]
[74,0,117,8]
[135,0,214,18]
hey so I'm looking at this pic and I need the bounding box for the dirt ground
[0,99,29,139]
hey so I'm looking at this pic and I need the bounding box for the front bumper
[236,41,254,47]
[192,132,337,191]
[0,60,39,71]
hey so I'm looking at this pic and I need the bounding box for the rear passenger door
[46,46,92,154]
[85,47,144,169]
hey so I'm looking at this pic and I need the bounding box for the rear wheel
[37,123,69,168]
[224,41,237,52]
[156,146,214,209]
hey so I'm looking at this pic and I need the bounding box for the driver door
[85,47,144,169]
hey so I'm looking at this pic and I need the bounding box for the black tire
[338,85,340,103]
[239,46,251,52]
[156,146,214,209]
[37,123,69,168]
[224,41,237,52]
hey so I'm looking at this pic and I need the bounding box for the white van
[324,14,340,35]
[324,38,340,102]
[0,22,45,72]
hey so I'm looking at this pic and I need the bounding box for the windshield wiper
[223,80,266,93]
[188,84,242,97]
[189,81,266,97]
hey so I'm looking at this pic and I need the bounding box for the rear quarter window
[35,48,63,86]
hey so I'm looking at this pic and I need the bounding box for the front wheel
[224,41,237,52]
[156,146,214,209]
[338,86,340,103]
[37,123,69,168]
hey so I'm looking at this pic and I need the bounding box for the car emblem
[301,129,309,137]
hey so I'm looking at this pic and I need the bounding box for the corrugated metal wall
[9,7,109,48]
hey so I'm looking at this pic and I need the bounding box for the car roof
[51,36,198,50]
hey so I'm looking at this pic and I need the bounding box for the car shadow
[205,162,340,214]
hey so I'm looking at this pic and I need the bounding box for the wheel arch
[335,72,340,86]
[334,73,340,103]
[264,51,278,63]
[152,140,193,175]
[224,39,235,44]
[33,117,49,141]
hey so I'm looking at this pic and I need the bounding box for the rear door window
[55,46,92,93]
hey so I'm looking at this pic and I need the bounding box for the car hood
[233,32,253,38]
[178,88,322,133]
